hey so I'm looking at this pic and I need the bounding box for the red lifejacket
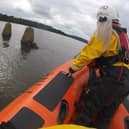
[113,23,129,64]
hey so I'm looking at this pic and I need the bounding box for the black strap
[95,55,121,68]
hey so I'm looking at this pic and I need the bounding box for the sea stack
[2,22,12,41]
[21,27,34,48]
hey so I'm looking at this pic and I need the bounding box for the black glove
[65,67,76,77]
[69,67,75,74]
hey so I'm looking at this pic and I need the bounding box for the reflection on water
[3,41,10,48]
[21,42,39,57]
[0,21,85,110]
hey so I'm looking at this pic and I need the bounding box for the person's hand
[69,67,76,76]
[64,67,75,77]
[69,67,75,74]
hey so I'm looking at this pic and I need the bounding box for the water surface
[0,21,85,110]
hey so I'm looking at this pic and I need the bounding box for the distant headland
[0,13,87,43]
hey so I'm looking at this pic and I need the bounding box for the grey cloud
[29,0,81,19]
[28,0,97,38]
[0,0,129,38]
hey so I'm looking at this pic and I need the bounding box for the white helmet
[97,5,119,22]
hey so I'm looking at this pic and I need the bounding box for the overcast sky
[0,0,129,39]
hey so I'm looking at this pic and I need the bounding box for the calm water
[0,21,84,110]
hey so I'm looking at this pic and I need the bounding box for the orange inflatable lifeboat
[0,60,129,129]
[0,60,90,129]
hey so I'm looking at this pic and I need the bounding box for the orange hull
[0,60,89,129]
[109,101,129,129]
[0,60,129,129]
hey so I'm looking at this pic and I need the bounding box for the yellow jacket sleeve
[71,32,104,71]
